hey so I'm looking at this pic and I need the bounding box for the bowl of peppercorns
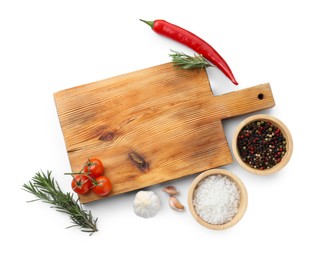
[232,114,293,175]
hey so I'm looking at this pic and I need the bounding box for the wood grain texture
[54,63,275,203]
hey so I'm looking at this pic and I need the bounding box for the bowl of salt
[188,169,248,230]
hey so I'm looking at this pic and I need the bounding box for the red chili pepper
[140,19,238,85]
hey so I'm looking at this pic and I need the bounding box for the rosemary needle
[22,170,98,235]
[169,49,213,70]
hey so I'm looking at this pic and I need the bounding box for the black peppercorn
[237,120,287,170]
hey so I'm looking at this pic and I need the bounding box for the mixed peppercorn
[237,120,287,170]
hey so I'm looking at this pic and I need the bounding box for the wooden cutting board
[54,63,275,203]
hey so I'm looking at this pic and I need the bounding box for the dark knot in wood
[99,132,115,141]
[129,151,149,172]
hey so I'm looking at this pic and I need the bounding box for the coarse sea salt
[193,175,240,225]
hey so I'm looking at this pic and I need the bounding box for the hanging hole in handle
[258,93,264,100]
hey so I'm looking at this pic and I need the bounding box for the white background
[1,0,317,259]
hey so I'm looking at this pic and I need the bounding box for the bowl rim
[188,169,248,230]
[232,114,293,175]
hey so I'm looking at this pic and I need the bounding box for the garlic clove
[162,185,179,196]
[169,195,185,211]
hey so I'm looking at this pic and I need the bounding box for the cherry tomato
[84,158,104,178]
[92,176,112,196]
[71,174,91,194]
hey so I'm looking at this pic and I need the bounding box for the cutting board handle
[214,83,275,120]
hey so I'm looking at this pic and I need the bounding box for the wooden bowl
[232,114,293,175]
[188,169,248,230]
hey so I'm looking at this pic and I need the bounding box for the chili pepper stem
[139,19,154,28]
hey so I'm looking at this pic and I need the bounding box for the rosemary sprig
[169,49,212,70]
[22,170,98,235]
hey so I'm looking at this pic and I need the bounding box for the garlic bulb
[133,191,161,218]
